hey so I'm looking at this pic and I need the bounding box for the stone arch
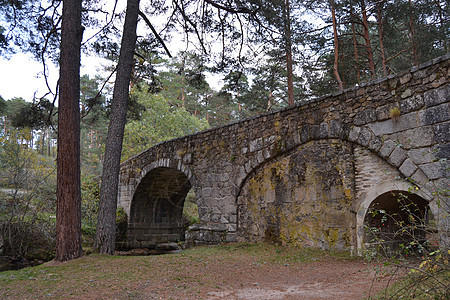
[234,120,435,200]
[126,165,194,248]
[235,138,355,249]
[356,181,436,254]
[120,157,195,217]
[234,125,439,250]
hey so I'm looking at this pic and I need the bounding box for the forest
[0,0,448,265]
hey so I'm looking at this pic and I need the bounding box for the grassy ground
[1,243,433,299]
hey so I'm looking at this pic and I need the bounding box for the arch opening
[126,167,194,249]
[363,190,436,256]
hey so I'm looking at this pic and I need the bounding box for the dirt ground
[1,244,400,299]
[127,257,396,299]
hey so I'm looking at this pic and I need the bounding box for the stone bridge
[118,55,450,254]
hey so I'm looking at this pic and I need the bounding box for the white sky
[0,49,119,101]
[0,0,276,102]
[0,53,53,101]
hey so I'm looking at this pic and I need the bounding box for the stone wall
[237,140,355,250]
[119,54,450,251]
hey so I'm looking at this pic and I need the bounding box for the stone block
[358,127,373,147]
[300,125,310,143]
[329,120,343,138]
[229,214,237,223]
[319,122,329,138]
[388,147,407,167]
[434,122,450,143]
[400,95,424,113]
[395,126,434,149]
[424,83,449,107]
[419,161,445,180]
[399,158,418,178]
[244,161,252,173]
[257,150,264,164]
[413,69,427,80]
[348,126,360,142]
[198,206,210,216]
[433,142,449,161]
[354,108,377,125]
[263,148,271,160]
[432,77,447,88]
[239,166,246,181]
[292,128,301,145]
[408,148,434,164]
[411,168,430,186]
[379,140,397,158]
[368,112,418,136]
[211,214,221,223]
[226,233,237,242]
[401,89,413,99]
[400,73,412,84]
[264,135,276,146]
[419,103,449,125]
[310,125,321,140]
[249,137,263,152]
[376,105,391,121]
[183,152,192,164]
[368,136,383,152]
[227,224,237,232]
[202,187,213,198]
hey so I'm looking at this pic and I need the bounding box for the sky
[0,0,242,103]
[0,53,54,101]
[0,51,115,102]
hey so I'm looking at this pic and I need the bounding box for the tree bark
[376,1,387,77]
[350,8,360,83]
[56,0,83,262]
[94,0,140,254]
[284,0,295,105]
[360,0,376,77]
[408,0,418,65]
[331,0,343,91]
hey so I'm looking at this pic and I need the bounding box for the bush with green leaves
[122,85,209,161]
[81,175,100,246]
[364,179,449,299]
[0,129,56,261]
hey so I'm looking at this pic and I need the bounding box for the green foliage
[80,175,100,246]
[115,207,128,250]
[182,190,199,227]
[0,129,56,260]
[122,84,209,160]
[80,75,108,176]
[363,181,449,299]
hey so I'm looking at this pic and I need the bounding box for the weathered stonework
[237,140,355,251]
[118,54,450,252]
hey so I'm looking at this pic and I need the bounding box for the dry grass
[1,243,392,299]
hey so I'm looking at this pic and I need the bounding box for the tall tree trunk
[94,0,140,255]
[434,0,448,53]
[408,0,418,65]
[56,0,83,262]
[376,1,387,76]
[181,55,186,107]
[284,0,294,105]
[350,9,361,83]
[331,0,343,91]
[360,0,376,77]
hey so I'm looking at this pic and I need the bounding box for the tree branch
[173,0,208,54]
[138,10,172,58]
[204,0,255,15]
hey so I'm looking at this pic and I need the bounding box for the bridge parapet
[119,55,449,251]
